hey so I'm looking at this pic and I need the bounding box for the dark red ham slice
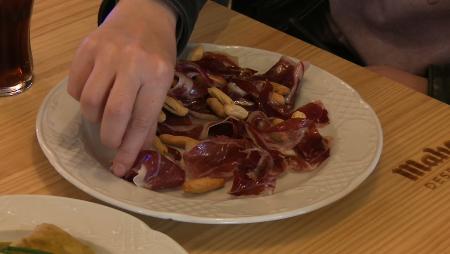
[248,57,307,118]
[185,101,212,114]
[182,135,277,195]
[231,78,264,98]
[128,151,185,190]
[195,52,257,79]
[294,126,330,170]
[176,61,212,86]
[200,117,246,139]
[158,123,204,139]
[245,110,329,172]
[296,101,329,125]
[229,149,277,196]
[157,111,208,139]
[258,56,306,89]
[168,73,211,114]
[258,81,293,118]
[163,111,193,126]
[199,51,239,67]
[169,72,209,105]
[183,137,254,179]
[246,111,312,151]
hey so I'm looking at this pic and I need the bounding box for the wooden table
[1,1,449,253]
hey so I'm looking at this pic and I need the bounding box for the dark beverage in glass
[0,0,34,96]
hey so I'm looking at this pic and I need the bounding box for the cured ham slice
[195,52,257,79]
[296,101,329,124]
[228,58,308,118]
[183,137,253,179]
[258,56,307,90]
[246,113,329,169]
[169,72,209,106]
[175,61,212,86]
[229,148,277,195]
[157,112,204,139]
[130,151,185,190]
[201,117,246,139]
[246,112,313,153]
[183,136,278,195]
[158,123,204,139]
[294,126,330,170]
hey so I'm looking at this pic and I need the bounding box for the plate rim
[36,43,383,224]
[0,194,187,254]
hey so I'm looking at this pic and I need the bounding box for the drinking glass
[0,0,34,96]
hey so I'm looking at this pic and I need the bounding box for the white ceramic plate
[36,44,383,224]
[0,195,187,254]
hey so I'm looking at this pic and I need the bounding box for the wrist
[98,0,206,54]
[124,0,176,25]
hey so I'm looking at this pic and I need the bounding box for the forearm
[367,64,450,105]
[98,0,206,53]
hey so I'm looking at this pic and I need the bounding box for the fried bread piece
[11,223,94,254]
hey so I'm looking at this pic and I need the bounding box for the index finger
[111,82,168,176]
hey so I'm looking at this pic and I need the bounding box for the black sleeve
[98,0,206,53]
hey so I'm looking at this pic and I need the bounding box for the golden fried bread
[11,223,94,254]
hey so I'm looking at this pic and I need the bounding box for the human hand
[67,0,177,176]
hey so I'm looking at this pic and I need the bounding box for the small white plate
[36,44,383,224]
[0,195,187,254]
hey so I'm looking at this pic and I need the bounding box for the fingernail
[111,163,126,177]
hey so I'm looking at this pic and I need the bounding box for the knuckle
[144,52,174,78]
[121,45,174,82]
[80,36,98,52]
[152,56,173,76]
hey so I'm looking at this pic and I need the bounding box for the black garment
[428,65,450,104]
[232,0,362,65]
[98,0,206,53]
